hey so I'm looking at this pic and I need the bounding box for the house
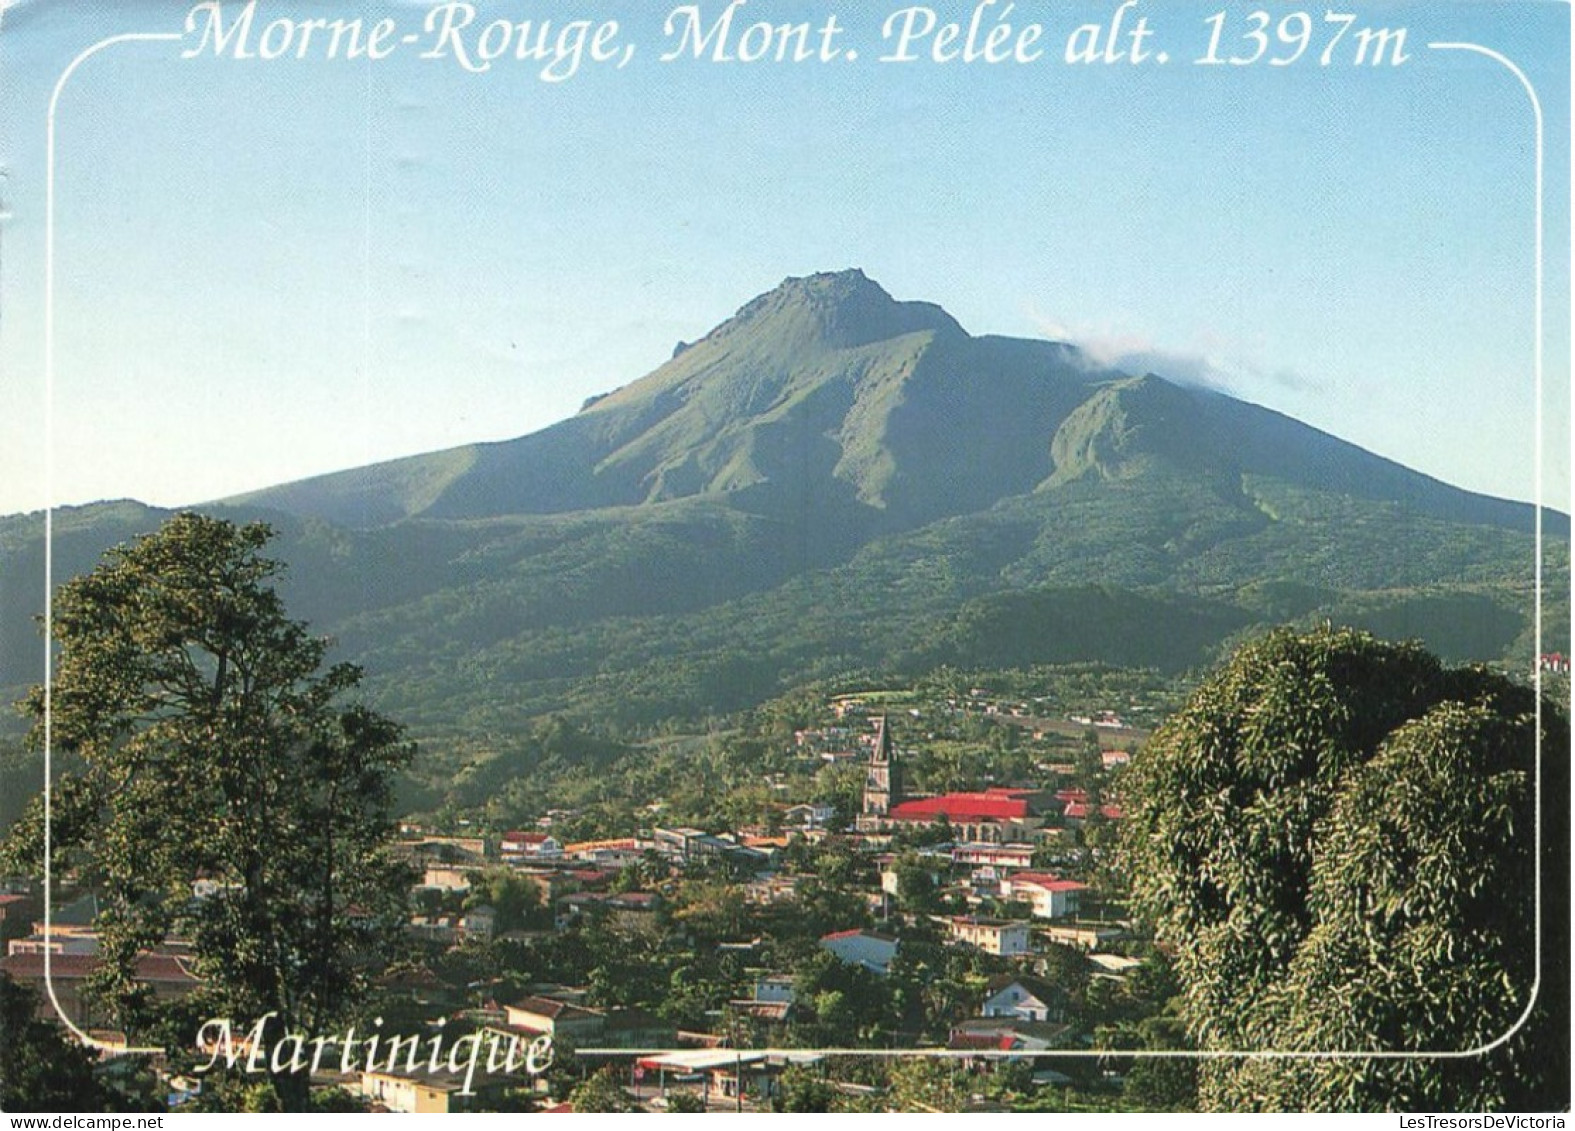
[653,827,729,864]
[1062,801,1123,822]
[819,929,899,975]
[359,1068,512,1113]
[879,858,944,898]
[783,803,835,830]
[1000,873,1088,920]
[951,843,1035,870]
[6,894,101,957]
[420,866,473,893]
[561,838,648,869]
[948,1017,1073,1054]
[1040,923,1126,951]
[0,893,39,943]
[742,874,802,905]
[397,835,488,866]
[635,1050,822,1106]
[555,891,661,933]
[882,789,1048,844]
[1087,953,1144,979]
[727,975,797,1027]
[0,951,199,1027]
[947,916,1032,957]
[980,974,1064,1023]
[739,836,790,862]
[752,973,796,1004]
[500,831,562,860]
[461,905,497,940]
[504,995,607,1043]
[374,964,451,1010]
[711,837,775,872]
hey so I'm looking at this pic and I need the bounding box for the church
[856,717,1050,843]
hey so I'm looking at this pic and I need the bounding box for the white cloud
[1026,306,1324,397]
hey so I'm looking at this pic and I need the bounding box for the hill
[0,270,1565,737]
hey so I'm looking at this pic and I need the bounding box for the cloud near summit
[1026,308,1325,398]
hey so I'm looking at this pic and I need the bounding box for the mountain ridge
[0,270,1564,738]
[221,269,1554,540]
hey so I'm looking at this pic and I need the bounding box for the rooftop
[890,793,1029,821]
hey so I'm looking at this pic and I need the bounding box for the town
[2,676,1190,1112]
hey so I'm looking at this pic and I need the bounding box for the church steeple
[862,716,902,816]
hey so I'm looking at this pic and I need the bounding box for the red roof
[502,831,551,845]
[1010,873,1088,893]
[509,995,600,1022]
[1,952,199,985]
[820,928,897,943]
[890,793,1028,821]
[1065,802,1124,820]
[949,1033,1019,1051]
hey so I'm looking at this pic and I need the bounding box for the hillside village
[2,680,1190,1112]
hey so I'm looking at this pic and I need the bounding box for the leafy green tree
[664,1090,707,1112]
[884,1056,960,1112]
[773,1064,836,1111]
[891,852,939,914]
[0,974,114,1111]
[1120,627,1568,1111]
[1075,729,1105,803]
[791,949,896,1046]
[2,515,414,1110]
[1118,1015,1198,1112]
[569,1065,639,1112]
[465,868,543,932]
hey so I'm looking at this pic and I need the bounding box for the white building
[819,929,899,975]
[499,831,562,860]
[1000,872,1088,920]
[948,916,1032,957]
[981,974,1063,1023]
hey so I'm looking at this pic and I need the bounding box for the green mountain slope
[0,270,1564,737]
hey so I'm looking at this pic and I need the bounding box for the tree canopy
[0,974,115,1111]
[3,514,414,1109]
[1119,627,1568,1111]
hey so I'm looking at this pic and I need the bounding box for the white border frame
[33,14,1552,1070]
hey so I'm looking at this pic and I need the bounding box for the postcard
[0,0,1568,1116]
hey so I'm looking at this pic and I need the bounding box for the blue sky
[0,0,1568,515]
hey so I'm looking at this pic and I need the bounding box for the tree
[664,1090,707,1112]
[568,1065,639,1112]
[884,1056,960,1112]
[0,974,113,1111]
[1118,1015,1198,1112]
[466,868,543,932]
[773,1064,836,1112]
[2,515,414,1110]
[891,852,939,913]
[1119,627,1568,1111]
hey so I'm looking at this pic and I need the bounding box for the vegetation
[1,275,1564,743]
[1120,626,1568,1111]
[0,975,115,1111]
[0,267,1562,1111]
[569,1065,640,1112]
[0,515,414,1110]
